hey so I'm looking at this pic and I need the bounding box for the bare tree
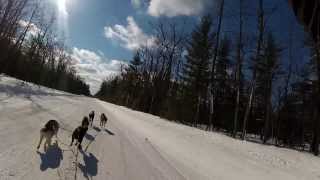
[233,0,244,138]
[208,0,225,131]
[242,0,265,139]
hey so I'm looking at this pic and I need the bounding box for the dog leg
[78,144,82,150]
[37,133,44,149]
[44,140,47,152]
[54,134,58,146]
[44,138,50,152]
[70,137,74,146]
[48,137,52,147]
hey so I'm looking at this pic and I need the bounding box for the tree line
[0,0,90,96]
[95,0,320,155]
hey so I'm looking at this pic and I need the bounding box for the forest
[0,0,90,96]
[96,0,320,155]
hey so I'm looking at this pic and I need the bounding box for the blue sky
[48,0,309,94]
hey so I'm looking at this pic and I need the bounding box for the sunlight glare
[55,0,69,38]
[57,0,68,16]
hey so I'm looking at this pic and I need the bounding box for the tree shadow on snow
[78,150,99,180]
[37,145,63,171]
[104,128,115,136]
[0,83,76,98]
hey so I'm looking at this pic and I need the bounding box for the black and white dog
[70,116,89,150]
[37,120,59,152]
[100,113,108,128]
[89,111,95,127]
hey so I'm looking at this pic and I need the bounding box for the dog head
[44,120,59,134]
[53,123,59,134]
[82,116,90,128]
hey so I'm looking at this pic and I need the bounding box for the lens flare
[56,0,69,38]
[57,0,68,16]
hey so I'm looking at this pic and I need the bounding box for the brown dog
[37,120,59,152]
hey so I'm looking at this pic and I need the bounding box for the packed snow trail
[100,102,320,180]
[1,75,320,180]
[0,76,183,180]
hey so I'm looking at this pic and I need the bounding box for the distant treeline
[96,1,320,155]
[0,0,90,96]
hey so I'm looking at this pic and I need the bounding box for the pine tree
[215,37,233,129]
[242,0,265,139]
[216,38,231,90]
[181,15,214,126]
[256,32,282,143]
[123,52,142,107]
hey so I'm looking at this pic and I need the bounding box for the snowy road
[0,77,183,180]
[1,76,320,180]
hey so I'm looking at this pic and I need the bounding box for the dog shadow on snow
[92,126,115,136]
[104,128,115,136]
[78,150,99,180]
[92,126,101,132]
[85,133,95,141]
[37,144,63,171]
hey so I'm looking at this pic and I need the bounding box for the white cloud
[18,20,41,37]
[147,0,209,17]
[71,48,102,64]
[104,16,155,51]
[71,47,124,94]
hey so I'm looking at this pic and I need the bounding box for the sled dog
[37,120,59,151]
[70,116,89,150]
[100,113,108,128]
[89,111,95,127]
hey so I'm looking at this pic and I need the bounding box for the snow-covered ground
[1,75,320,180]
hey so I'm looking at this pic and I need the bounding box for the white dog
[37,120,59,152]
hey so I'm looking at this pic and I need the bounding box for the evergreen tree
[256,32,282,143]
[123,52,142,107]
[181,15,214,125]
[215,37,233,129]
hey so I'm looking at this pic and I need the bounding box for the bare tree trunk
[208,0,224,131]
[311,35,320,155]
[194,94,201,127]
[276,24,293,145]
[242,0,264,140]
[15,4,38,49]
[242,81,255,139]
[0,0,28,41]
[275,87,283,145]
[263,78,272,144]
[233,0,243,137]
[311,105,319,155]
[0,0,14,37]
